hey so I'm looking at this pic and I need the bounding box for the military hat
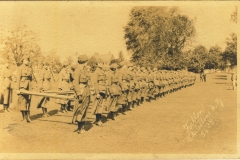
[85,65,91,69]
[43,59,51,65]
[133,66,138,70]
[110,63,119,69]
[141,67,145,71]
[103,65,110,71]
[62,61,69,67]
[127,62,134,67]
[78,55,88,63]
[118,61,126,67]
[153,67,157,71]
[97,58,104,63]
[71,64,78,70]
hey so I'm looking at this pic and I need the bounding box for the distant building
[93,53,115,65]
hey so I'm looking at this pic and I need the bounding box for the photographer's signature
[183,98,224,143]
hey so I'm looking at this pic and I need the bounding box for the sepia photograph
[0,1,238,159]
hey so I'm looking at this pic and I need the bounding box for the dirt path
[0,72,237,154]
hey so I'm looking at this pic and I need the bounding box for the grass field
[0,72,237,155]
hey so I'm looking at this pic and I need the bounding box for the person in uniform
[72,55,91,134]
[16,57,33,123]
[107,63,122,120]
[126,63,136,109]
[132,66,141,106]
[58,62,71,113]
[152,67,160,100]
[139,67,148,103]
[91,60,109,126]
[231,72,237,90]
[38,60,52,117]
[117,61,129,115]
[146,67,155,102]
[1,63,12,112]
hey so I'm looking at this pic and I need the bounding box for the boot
[42,107,46,117]
[60,104,64,113]
[3,105,6,113]
[93,114,99,124]
[64,104,68,113]
[45,108,50,117]
[26,111,31,123]
[96,114,103,126]
[136,100,140,106]
[122,104,126,115]
[127,102,132,111]
[132,101,136,108]
[4,104,10,112]
[21,111,26,121]
[111,112,116,120]
[77,122,85,134]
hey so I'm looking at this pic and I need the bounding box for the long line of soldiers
[1,56,196,134]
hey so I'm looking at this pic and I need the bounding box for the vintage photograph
[0,1,238,159]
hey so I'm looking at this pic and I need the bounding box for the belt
[21,76,31,80]
[122,79,130,82]
[79,82,87,84]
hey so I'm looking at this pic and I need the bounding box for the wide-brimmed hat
[78,55,88,63]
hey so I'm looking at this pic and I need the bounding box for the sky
[0,2,238,61]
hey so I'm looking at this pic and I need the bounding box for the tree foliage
[205,45,223,69]
[44,49,63,73]
[222,33,237,67]
[124,7,196,69]
[1,25,42,67]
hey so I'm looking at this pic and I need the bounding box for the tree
[124,7,196,68]
[231,6,237,23]
[1,25,42,67]
[222,33,237,67]
[118,51,125,62]
[189,45,208,72]
[87,55,98,71]
[44,49,62,73]
[65,55,74,66]
[205,45,223,69]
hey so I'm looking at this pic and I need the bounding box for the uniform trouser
[3,88,11,105]
[93,93,108,114]
[18,95,31,111]
[72,95,90,123]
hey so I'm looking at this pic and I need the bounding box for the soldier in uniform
[132,66,141,106]
[1,63,12,112]
[58,62,71,113]
[126,63,136,109]
[107,63,122,120]
[146,67,155,102]
[16,57,33,123]
[38,60,52,117]
[152,67,160,100]
[72,55,91,134]
[139,67,148,103]
[91,60,109,126]
[117,61,129,115]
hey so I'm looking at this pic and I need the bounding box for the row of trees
[124,6,237,72]
[0,25,65,73]
[0,25,126,73]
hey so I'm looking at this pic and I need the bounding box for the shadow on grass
[30,109,59,121]
[214,78,227,80]
[215,75,227,77]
